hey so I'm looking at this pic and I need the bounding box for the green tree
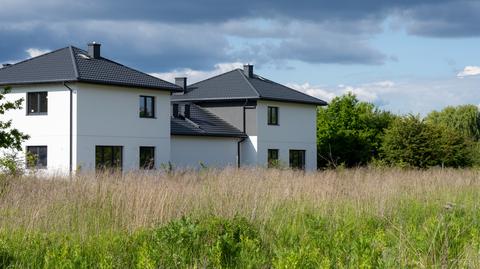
[380,115,472,168]
[317,93,395,168]
[0,87,29,150]
[426,105,480,141]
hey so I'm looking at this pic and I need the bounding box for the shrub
[380,115,472,167]
[317,93,395,168]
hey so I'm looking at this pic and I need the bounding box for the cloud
[287,83,337,102]
[289,80,396,104]
[457,66,480,78]
[1,0,479,71]
[150,62,244,84]
[290,77,480,116]
[26,48,50,58]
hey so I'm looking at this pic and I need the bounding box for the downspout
[237,99,249,168]
[63,82,73,176]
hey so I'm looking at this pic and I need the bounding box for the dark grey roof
[0,46,181,92]
[172,69,327,105]
[171,103,246,138]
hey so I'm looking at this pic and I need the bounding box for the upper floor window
[27,92,48,115]
[139,96,155,118]
[268,106,279,125]
[26,146,47,169]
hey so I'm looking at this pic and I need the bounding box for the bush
[148,216,266,268]
[317,93,395,168]
[380,115,472,167]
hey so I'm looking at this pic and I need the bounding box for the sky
[0,0,479,115]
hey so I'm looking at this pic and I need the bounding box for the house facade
[172,66,326,170]
[0,44,326,173]
[0,44,180,173]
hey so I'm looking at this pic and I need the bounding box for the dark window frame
[289,150,306,170]
[26,146,47,169]
[139,95,155,118]
[95,146,123,171]
[139,146,155,170]
[27,92,48,115]
[267,106,279,125]
[268,149,279,168]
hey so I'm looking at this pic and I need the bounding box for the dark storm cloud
[0,0,478,71]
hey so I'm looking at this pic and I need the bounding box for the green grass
[0,168,480,268]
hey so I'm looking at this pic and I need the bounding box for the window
[139,96,155,118]
[26,146,47,169]
[95,146,123,170]
[268,106,278,125]
[140,147,155,169]
[268,149,279,168]
[289,150,306,170]
[27,92,48,115]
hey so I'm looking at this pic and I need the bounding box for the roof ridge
[68,46,80,79]
[254,75,327,105]
[0,46,70,71]
[237,69,260,97]
[188,68,241,88]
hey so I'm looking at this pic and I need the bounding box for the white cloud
[457,66,480,78]
[26,48,50,58]
[150,62,244,84]
[287,82,336,101]
[288,80,396,103]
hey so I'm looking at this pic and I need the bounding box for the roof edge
[172,96,260,102]
[171,132,247,138]
[76,78,182,92]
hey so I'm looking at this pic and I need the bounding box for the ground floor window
[289,150,306,170]
[26,146,47,169]
[95,146,123,170]
[140,146,155,169]
[268,149,279,168]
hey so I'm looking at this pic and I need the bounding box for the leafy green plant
[381,115,472,167]
[317,93,396,168]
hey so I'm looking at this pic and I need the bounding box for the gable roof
[171,103,246,138]
[172,69,327,105]
[0,46,181,92]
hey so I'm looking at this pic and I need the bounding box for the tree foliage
[380,115,472,168]
[425,105,480,141]
[316,93,395,168]
[0,87,29,151]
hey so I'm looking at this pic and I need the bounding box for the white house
[172,65,327,170]
[0,43,181,173]
[0,43,326,173]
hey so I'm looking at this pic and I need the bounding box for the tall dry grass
[1,167,479,235]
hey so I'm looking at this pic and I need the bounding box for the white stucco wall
[0,83,75,173]
[240,136,257,165]
[75,83,171,171]
[255,100,317,170]
[171,135,239,169]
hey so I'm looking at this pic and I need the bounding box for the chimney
[172,104,179,118]
[88,42,101,59]
[183,104,191,119]
[175,77,187,90]
[243,64,253,78]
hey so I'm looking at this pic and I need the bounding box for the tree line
[317,93,480,168]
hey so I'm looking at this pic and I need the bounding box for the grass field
[0,168,479,268]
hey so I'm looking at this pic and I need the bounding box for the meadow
[0,168,479,268]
